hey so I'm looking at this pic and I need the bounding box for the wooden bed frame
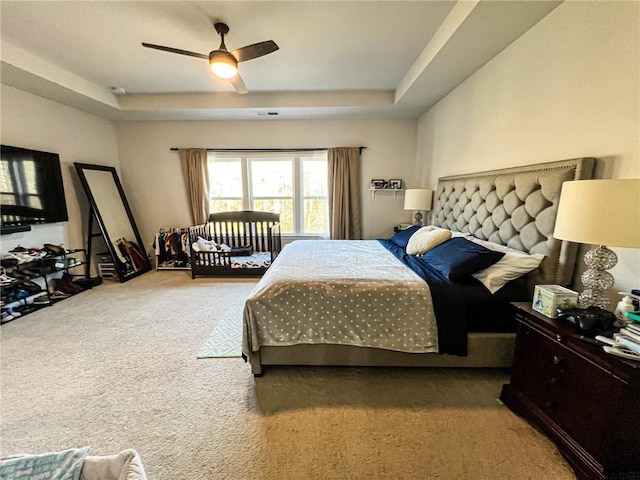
[189,211,281,278]
[244,158,595,375]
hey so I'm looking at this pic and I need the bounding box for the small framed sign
[389,179,403,189]
[370,179,385,189]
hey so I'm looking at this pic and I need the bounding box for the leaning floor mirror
[74,163,151,282]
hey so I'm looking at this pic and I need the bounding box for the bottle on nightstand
[615,292,639,323]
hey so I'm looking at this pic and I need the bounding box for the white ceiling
[0,1,561,121]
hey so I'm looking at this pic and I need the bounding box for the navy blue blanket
[378,239,528,355]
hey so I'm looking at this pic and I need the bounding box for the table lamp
[404,189,433,226]
[553,179,640,309]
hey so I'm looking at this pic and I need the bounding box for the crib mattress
[230,252,272,269]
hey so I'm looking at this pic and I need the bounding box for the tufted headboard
[432,158,595,288]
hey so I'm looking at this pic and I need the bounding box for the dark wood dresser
[501,303,640,480]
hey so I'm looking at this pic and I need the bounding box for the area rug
[198,302,244,358]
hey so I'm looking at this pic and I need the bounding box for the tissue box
[532,285,578,318]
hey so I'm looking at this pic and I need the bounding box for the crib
[188,211,281,278]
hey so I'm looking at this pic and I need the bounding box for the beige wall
[115,118,418,249]
[416,1,640,294]
[0,85,120,258]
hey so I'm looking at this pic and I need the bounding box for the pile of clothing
[153,230,190,268]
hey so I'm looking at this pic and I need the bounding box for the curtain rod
[170,147,366,153]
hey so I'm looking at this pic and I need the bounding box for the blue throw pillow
[422,237,505,282]
[389,225,422,248]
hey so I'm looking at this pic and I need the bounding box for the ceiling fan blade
[229,73,248,95]
[232,40,279,63]
[142,43,208,60]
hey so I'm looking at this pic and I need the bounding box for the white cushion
[197,236,215,245]
[472,252,545,293]
[194,238,231,253]
[81,449,147,480]
[467,237,544,293]
[196,239,216,252]
[406,227,452,256]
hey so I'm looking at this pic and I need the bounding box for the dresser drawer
[510,323,565,407]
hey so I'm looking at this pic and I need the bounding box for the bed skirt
[246,332,515,375]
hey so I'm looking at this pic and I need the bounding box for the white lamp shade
[553,179,640,248]
[404,189,433,211]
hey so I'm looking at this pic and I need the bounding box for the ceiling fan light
[209,51,238,79]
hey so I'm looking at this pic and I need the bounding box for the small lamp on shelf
[404,189,433,226]
[553,179,640,309]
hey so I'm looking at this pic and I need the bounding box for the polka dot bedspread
[243,240,439,354]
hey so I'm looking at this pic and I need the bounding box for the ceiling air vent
[256,112,279,117]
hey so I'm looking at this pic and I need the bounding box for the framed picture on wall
[389,179,403,189]
[370,179,385,189]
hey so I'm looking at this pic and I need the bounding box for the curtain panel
[327,147,361,239]
[179,148,210,225]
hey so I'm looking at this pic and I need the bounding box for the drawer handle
[555,334,563,342]
[549,377,559,385]
[544,401,557,409]
[553,355,562,365]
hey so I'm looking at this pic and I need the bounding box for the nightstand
[500,303,640,480]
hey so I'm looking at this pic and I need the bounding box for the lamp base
[413,211,423,226]
[578,245,617,309]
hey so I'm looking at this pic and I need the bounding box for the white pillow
[193,239,231,253]
[443,232,545,292]
[81,449,148,480]
[196,238,216,252]
[406,227,452,256]
[472,250,544,294]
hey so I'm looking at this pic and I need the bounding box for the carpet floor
[0,271,576,479]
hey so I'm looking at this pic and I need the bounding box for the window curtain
[179,148,210,225]
[327,147,361,239]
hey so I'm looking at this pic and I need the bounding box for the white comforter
[243,240,438,354]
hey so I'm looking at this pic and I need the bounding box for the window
[208,152,328,235]
[1,158,42,210]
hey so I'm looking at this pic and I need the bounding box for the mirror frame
[74,162,151,282]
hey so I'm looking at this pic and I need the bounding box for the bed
[188,211,281,278]
[242,158,595,375]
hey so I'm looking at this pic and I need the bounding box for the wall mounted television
[1,145,69,233]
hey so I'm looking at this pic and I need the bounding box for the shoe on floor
[0,275,19,286]
[7,270,29,281]
[21,280,43,294]
[0,256,19,268]
[50,290,70,300]
[32,295,51,305]
[43,244,66,256]
[54,279,83,294]
[14,289,30,299]
[11,252,36,264]
[19,269,41,278]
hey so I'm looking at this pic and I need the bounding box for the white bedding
[230,252,272,269]
[243,240,438,354]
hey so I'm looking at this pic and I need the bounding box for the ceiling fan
[142,22,278,94]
